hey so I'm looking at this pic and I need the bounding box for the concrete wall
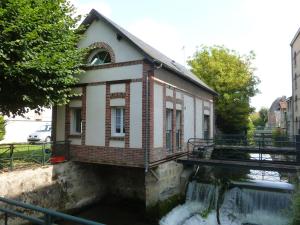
[183,94,195,142]
[56,105,66,141]
[78,20,143,62]
[195,98,203,138]
[0,162,145,224]
[130,82,143,148]
[145,161,184,207]
[76,64,142,84]
[154,83,164,148]
[154,68,214,100]
[85,85,106,146]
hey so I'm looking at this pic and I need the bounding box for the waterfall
[160,181,292,225]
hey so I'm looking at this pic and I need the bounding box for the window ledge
[110,136,125,141]
[69,134,82,138]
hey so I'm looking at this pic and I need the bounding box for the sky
[71,0,300,111]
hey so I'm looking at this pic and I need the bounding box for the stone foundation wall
[146,161,184,207]
[0,162,145,224]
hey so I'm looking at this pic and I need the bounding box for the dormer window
[88,49,112,65]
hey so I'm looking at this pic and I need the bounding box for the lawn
[0,143,52,171]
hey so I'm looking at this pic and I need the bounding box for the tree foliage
[188,46,260,134]
[0,116,5,141]
[251,107,268,128]
[0,0,86,116]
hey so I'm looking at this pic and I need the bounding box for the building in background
[0,109,52,143]
[267,96,288,133]
[291,28,300,135]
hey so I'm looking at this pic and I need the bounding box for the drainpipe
[145,72,149,172]
[145,60,162,173]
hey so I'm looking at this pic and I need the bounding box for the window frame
[111,107,125,137]
[88,48,112,66]
[70,107,82,135]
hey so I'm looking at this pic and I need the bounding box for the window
[296,96,298,112]
[71,108,81,134]
[88,49,111,65]
[295,52,297,67]
[204,115,210,139]
[111,107,125,136]
[166,109,173,151]
[176,110,181,149]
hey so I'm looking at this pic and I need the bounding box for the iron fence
[187,135,300,164]
[0,196,104,225]
[0,141,70,171]
[166,130,172,152]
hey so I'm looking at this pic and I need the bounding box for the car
[27,124,52,143]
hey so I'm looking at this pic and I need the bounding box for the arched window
[88,49,112,65]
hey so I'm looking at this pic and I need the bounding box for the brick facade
[125,82,130,148]
[81,86,87,145]
[105,84,111,147]
[70,145,144,168]
[58,59,210,168]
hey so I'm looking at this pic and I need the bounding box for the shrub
[0,116,5,141]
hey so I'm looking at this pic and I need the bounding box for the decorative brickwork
[70,145,144,168]
[172,88,177,153]
[163,84,166,149]
[81,86,87,145]
[105,84,111,147]
[125,82,130,148]
[84,60,143,71]
[142,61,155,168]
[51,106,57,142]
[87,42,116,63]
[65,105,70,138]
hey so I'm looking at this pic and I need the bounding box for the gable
[78,20,144,63]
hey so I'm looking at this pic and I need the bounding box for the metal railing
[166,130,172,152]
[0,197,104,225]
[0,141,70,171]
[187,135,300,164]
[176,130,181,150]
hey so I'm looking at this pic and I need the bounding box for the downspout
[145,60,162,173]
[145,71,149,172]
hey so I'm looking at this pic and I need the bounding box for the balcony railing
[166,130,172,152]
[176,129,181,150]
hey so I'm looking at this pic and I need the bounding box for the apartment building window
[70,108,82,134]
[296,95,298,112]
[294,51,297,67]
[296,74,298,89]
[166,109,173,151]
[111,107,125,136]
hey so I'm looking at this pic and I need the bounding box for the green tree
[251,107,268,128]
[0,0,86,116]
[188,46,260,134]
[0,116,5,141]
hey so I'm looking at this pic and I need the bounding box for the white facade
[54,9,216,167]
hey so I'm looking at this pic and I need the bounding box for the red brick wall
[81,86,87,145]
[70,145,145,168]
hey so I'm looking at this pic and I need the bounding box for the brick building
[52,9,216,171]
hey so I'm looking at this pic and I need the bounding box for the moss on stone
[146,194,185,222]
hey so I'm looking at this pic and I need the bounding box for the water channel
[64,163,297,225]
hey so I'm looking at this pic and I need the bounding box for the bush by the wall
[0,116,5,141]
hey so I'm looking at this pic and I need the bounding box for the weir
[160,180,293,225]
